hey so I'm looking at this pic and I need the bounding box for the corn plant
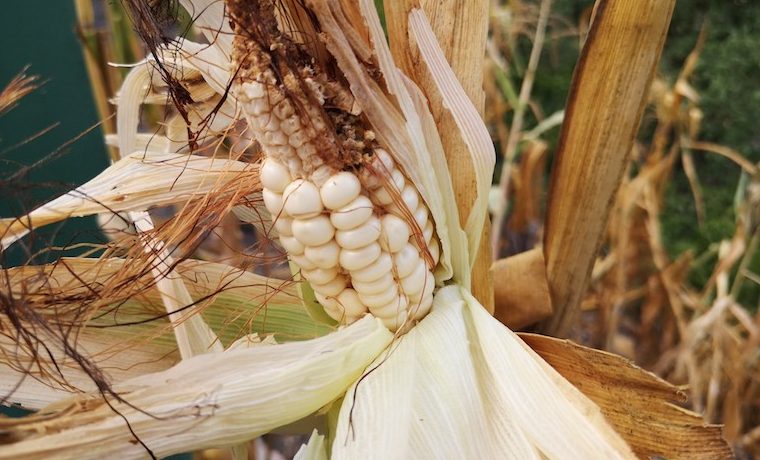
[0,0,733,459]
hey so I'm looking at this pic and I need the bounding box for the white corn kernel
[351,253,392,282]
[339,242,381,271]
[351,271,395,295]
[292,215,334,246]
[335,216,381,250]
[393,243,421,278]
[359,284,399,308]
[273,216,293,236]
[379,214,410,253]
[386,188,421,220]
[302,266,339,285]
[413,205,429,230]
[283,180,323,218]
[304,240,340,269]
[291,254,317,270]
[260,158,291,193]
[371,169,405,205]
[428,238,440,266]
[371,294,409,319]
[321,171,362,210]
[410,293,433,319]
[361,150,393,189]
[279,235,305,255]
[262,189,285,216]
[423,220,434,243]
[409,276,435,303]
[401,185,420,213]
[373,149,394,174]
[330,195,374,230]
[336,289,368,317]
[311,275,348,297]
[381,309,408,331]
[400,262,429,297]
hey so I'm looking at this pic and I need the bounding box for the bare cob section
[228,0,439,331]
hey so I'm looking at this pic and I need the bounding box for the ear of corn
[229,0,439,331]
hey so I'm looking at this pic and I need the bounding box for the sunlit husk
[332,286,633,459]
[0,316,392,460]
[407,9,495,280]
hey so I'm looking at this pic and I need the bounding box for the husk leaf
[0,315,391,460]
[331,286,634,459]
[0,257,330,410]
[0,151,255,249]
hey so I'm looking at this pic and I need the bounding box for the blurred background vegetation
[501,0,760,306]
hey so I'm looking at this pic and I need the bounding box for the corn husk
[331,285,633,459]
[294,430,328,460]
[0,257,329,409]
[0,151,255,248]
[0,316,392,460]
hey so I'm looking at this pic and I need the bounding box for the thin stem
[491,0,552,257]
[730,225,760,299]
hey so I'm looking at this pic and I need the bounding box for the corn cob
[229,0,439,331]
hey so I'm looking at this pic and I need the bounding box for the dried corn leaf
[521,333,732,459]
[492,247,553,329]
[542,0,677,335]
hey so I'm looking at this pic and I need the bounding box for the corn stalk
[540,0,678,336]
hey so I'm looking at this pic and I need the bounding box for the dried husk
[0,151,256,248]
[0,257,330,410]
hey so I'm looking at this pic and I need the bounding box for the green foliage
[660,1,760,301]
